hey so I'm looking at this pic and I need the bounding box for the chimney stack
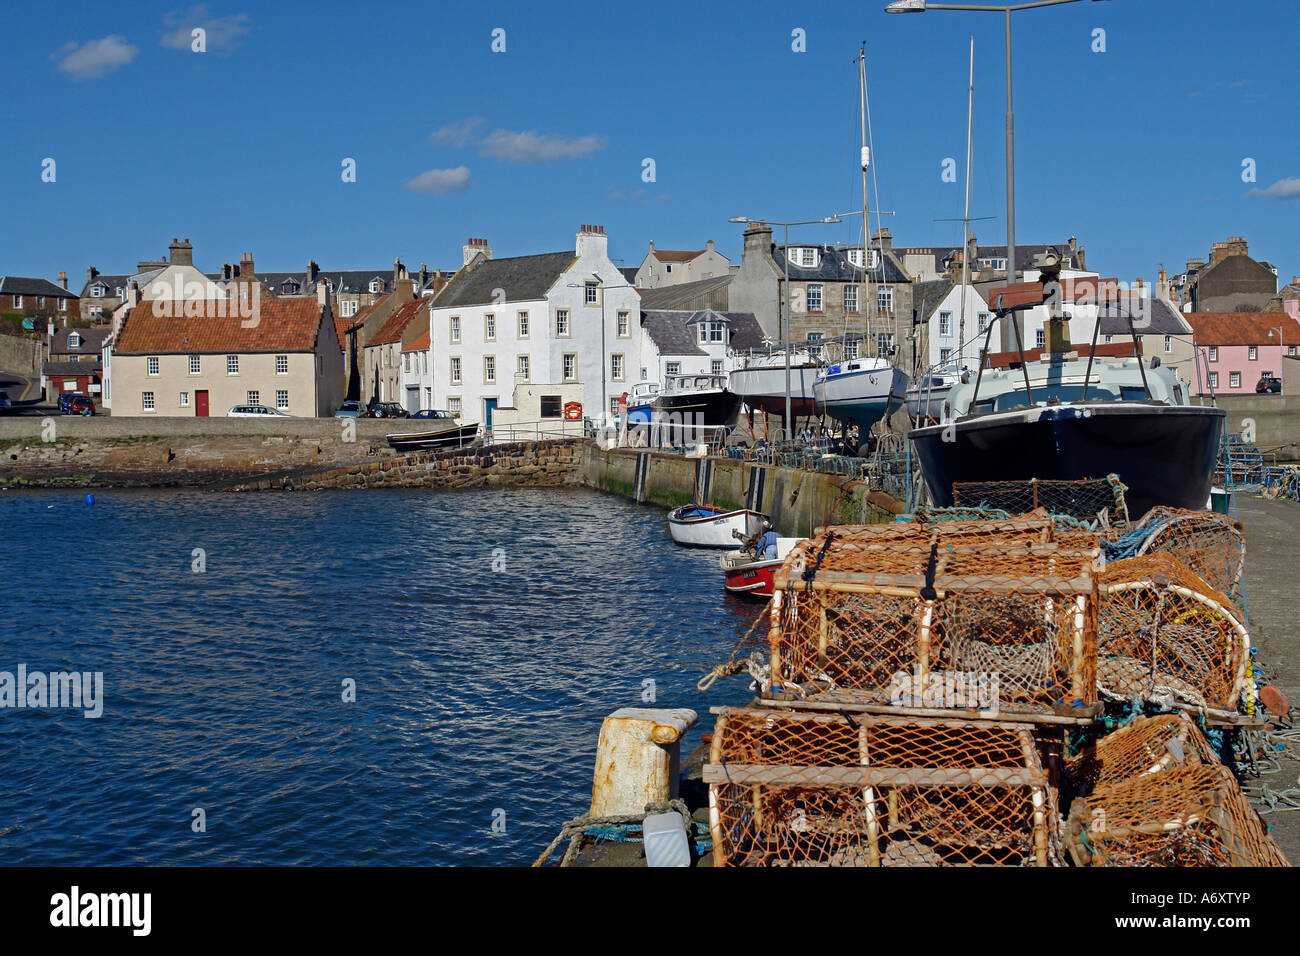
[873,227,893,256]
[462,238,493,267]
[126,280,141,308]
[742,221,773,261]
[576,224,609,260]
[169,237,194,267]
[308,259,320,283]
[240,252,255,277]
[86,266,98,284]
[58,271,68,290]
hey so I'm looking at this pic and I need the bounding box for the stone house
[41,327,111,401]
[632,240,731,289]
[728,222,913,361]
[1170,237,1278,314]
[0,274,78,326]
[111,285,344,417]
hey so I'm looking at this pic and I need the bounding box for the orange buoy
[1259,684,1290,717]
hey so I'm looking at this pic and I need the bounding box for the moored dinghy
[719,531,800,597]
[667,503,769,548]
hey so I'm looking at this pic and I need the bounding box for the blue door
[484,398,498,429]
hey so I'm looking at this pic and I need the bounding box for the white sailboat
[814,46,909,439]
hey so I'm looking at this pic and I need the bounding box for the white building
[915,281,995,372]
[426,226,643,428]
[639,309,766,381]
[400,328,433,412]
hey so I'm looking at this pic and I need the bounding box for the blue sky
[2,0,1296,287]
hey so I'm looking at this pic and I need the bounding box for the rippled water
[0,487,760,865]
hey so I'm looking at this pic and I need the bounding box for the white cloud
[1248,177,1300,200]
[478,129,606,163]
[161,6,250,51]
[53,36,139,80]
[429,118,485,147]
[405,166,472,195]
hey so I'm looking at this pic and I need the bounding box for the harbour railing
[485,418,589,444]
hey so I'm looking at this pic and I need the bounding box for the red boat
[719,535,799,598]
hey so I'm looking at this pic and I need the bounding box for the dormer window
[847,249,879,269]
[281,279,300,295]
[91,284,105,298]
[369,279,384,293]
[788,247,819,268]
[68,332,81,349]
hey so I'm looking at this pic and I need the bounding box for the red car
[62,395,96,416]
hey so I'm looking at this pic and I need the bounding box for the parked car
[58,392,93,414]
[0,390,11,414]
[227,404,289,417]
[1256,375,1282,395]
[62,395,96,416]
[368,402,409,419]
[334,400,364,418]
[409,409,457,421]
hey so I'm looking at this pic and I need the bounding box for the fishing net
[1065,763,1289,867]
[1098,554,1250,714]
[1129,507,1245,608]
[1065,713,1221,794]
[769,523,1102,714]
[706,707,1064,866]
[953,476,1128,525]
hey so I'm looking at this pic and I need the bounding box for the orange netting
[1128,507,1246,607]
[1065,763,1289,867]
[1065,713,1221,794]
[1098,554,1250,713]
[707,707,1064,866]
[768,523,1102,713]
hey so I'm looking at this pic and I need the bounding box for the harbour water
[0,487,758,865]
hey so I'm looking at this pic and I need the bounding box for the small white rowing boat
[667,504,769,548]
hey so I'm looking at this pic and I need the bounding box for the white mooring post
[588,708,698,818]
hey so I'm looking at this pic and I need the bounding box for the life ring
[563,401,582,421]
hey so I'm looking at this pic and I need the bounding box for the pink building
[1189,312,1300,395]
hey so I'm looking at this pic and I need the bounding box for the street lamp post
[885,0,1111,345]
[1268,326,1286,394]
[728,215,842,441]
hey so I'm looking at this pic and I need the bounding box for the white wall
[926,285,995,371]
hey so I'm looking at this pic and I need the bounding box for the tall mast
[859,45,873,356]
[959,36,974,369]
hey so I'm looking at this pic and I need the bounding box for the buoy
[85,494,95,505]
[1259,684,1290,717]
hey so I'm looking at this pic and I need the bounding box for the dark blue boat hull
[909,403,1225,520]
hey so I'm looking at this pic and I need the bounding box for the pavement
[1234,495,1300,862]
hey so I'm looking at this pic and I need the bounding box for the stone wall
[579,443,901,537]
[243,439,584,492]
[1214,395,1300,460]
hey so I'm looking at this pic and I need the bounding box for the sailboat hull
[730,364,821,418]
[909,403,1225,519]
[814,365,909,432]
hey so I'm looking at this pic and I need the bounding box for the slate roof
[1186,312,1300,346]
[637,275,732,310]
[432,252,575,309]
[773,244,909,284]
[641,309,765,357]
[619,267,639,285]
[49,327,111,355]
[913,279,955,320]
[369,299,428,346]
[0,276,79,299]
[902,242,1081,276]
[80,275,134,298]
[116,298,325,354]
[42,360,102,376]
[1097,297,1192,336]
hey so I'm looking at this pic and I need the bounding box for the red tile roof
[369,298,427,346]
[985,342,1142,368]
[402,328,430,352]
[116,298,325,354]
[652,249,704,262]
[333,315,352,351]
[1188,312,1300,346]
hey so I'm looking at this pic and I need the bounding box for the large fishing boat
[651,373,741,446]
[729,350,822,421]
[910,267,1225,518]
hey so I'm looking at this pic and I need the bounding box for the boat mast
[859,45,873,361]
[959,37,973,370]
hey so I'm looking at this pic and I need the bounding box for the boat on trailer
[667,504,769,548]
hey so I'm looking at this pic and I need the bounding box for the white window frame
[665,361,681,377]
[448,397,462,416]
[938,312,952,337]
[617,311,630,337]
[179,391,189,408]
[518,311,529,338]
[227,355,239,375]
[806,284,823,312]
[843,285,859,313]
[517,355,529,380]
[562,353,577,382]
[276,354,288,375]
[556,309,570,337]
[450,316,461,344]
[141,390,155,412]
[189,354,201,375]
[484,313,496,342]
[247,390,260,406]
[147,356,159,376]
[584,281,599,305]
[450,356,462,385]
[275,389,289,410]
[1208,371,1219,389]
[1248,346,1258,361]
[1229,372,1241,388]
[484,355,496,384]
[610,353,624,381]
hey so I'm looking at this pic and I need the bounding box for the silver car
[227,404,289,418]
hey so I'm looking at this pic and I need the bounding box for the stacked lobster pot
[1063,714,1288,867]
[705,514,1104,866]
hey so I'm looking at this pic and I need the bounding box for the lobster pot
[706,708,1063,867]
[772,528,1101,713]
[1066,764,1289,867]
[1065,713,1220,793]
[1099,554,1250,714]
[1129,507,1245,606]
[953,477,1129,525]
